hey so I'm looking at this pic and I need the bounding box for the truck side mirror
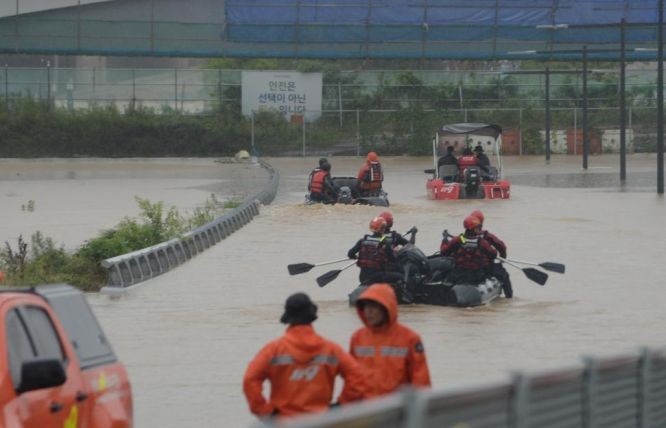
[16,359,67,394]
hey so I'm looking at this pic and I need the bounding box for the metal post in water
[620,19,627,181]
[545,67,551,162]
[582,46,589,169]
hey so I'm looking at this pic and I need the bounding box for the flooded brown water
[1,155,665,427]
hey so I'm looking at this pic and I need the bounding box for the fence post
[302,113,306,157]
[639,347,652,428]
[583,356,598,428]
[251,110,255,155]
[174,68,178,111]
[356,109,360,156]
[510,372,530,428]
[519,107,523,155]
[338,82,343,126]
[4,65,8,110]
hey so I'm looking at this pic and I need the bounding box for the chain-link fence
[1,66,662,156]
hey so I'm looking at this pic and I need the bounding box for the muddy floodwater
[1,155,664,428]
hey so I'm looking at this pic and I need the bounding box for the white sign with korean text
[241,70,322,122]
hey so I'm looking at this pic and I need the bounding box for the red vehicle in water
[0,284,132,428]
[425,123,511,200]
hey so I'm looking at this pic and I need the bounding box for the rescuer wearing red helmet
[378,211,416,247]
[357,151,384,197]
[440,215,497,284]
[470,210,512,298]
[348,216,403,286]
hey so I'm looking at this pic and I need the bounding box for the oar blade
[539,262,565,274]
[524,268,548,286]
[316,269,341,287]
[287,263,315,275]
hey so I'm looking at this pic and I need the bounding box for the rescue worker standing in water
[440,215,497,284]
[348,217,403,285]
[357,151,384,197]
[470,210,513,298]
[339,283,431,401]
[243,293,367,419]
[308,160,337,204]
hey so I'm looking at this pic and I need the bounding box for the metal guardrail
[263,347,666,428]
[100,159,279,294]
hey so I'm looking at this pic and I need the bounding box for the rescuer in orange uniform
[339,283,431,400]
[243,293,367,419]
[357,151,384,197]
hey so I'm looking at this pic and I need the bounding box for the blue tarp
[223,0,662,59]
[226,1,660,26]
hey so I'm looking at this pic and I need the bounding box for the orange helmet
[463,215,481,231]
[369,216,387,233]
[470,210,484,225]
[366,151,379,162]
[378,211,394,228]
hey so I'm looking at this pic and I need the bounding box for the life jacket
[451,234,485,270]
[360,162,383,191]
[357,235,388,270]
[309,170,328,194]
[307,167,321,192]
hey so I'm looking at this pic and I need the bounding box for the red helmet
[366,151,379,162]
[369,216,387,233]
[463,215,481,231]
[378,211,394,228]
[470,210,484,225]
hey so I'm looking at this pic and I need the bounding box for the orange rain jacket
[340,283,431,400]
[243,324,367,418]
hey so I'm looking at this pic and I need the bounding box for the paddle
[498,257,548,286]
[316,261,357,287]
[505,258,565,274]
[287,258,350,275]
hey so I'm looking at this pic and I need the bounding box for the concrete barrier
[101,159,279,293]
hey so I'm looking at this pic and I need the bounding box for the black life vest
[357,235,388,270]
[452,234,485,270]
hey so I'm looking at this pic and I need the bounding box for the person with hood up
[243,293,367,419]
[339,283,431,401]
[357,151,384,197]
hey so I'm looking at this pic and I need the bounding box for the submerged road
[1,155,664,427]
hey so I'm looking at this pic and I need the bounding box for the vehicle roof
[439,123,502,139]
[1,284,118,370]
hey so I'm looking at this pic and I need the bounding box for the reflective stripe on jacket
[243,325,366,418]
[340,284,431,400]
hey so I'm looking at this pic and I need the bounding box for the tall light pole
[658,0,664,194]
